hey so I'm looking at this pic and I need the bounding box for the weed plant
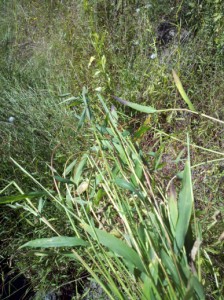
[1,0,224,298]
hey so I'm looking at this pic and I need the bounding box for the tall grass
[1,0,224,298]
[2,91,223,299]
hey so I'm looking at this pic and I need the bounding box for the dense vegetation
[0,1,223,299]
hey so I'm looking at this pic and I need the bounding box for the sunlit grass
[1,0,224,298]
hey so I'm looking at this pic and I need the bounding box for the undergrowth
[0,0,224,299]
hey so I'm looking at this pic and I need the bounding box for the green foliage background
[0,0,223,299]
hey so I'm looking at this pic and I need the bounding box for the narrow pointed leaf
[115,178,137,193]
[172,70,196,111]
[77,109,86,130]
[64,159,77,176]
[160,249,181,285]
[168,185,178,234]
[73,155,88,186]
[175,161,194,250]
[112,95,157,113]
[54,176,74,184]
[0,192,46,204]
[20,236,88,248]
[183,276,205,300]
[81,223,146,274]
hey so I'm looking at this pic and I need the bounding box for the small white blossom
[150,53,157,59]
[8,116,15,123]
[136,8,140,13]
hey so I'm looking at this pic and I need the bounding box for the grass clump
[2,92,223,299]
[0,0,224,299]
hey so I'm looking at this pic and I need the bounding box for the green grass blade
[20,236,89,248]
[64,159,77,176]
[175,161,194,250]
[183,276,205,300]
[172,70,196,111]
[77,108,86,130]
[168,185,178,235]
[73,154,88,186]
[54,175,75,184]
[81,223,146,275]
[160,249,181,285]
[114,178,137,193]
[112,96,157,113]
[0,192,47,204]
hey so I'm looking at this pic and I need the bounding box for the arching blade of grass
[73,154,88,186]
[81,223,146,275]
[0,191,47,204]
[20,236,88,248]
[172,70,196,111]
[112,95,157,113]
[175,160,194,251]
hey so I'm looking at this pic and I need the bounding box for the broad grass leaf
[172,70,196,112]
[77,109,86,130]
[81,223,146,274]
[141,275,158,300]
[54,175,74,184]
[20,236,88,248]
[82,87,92,121]
[64,159,77,176]
[73,155,88,186]
[134,125,151,142]
[0,192,46,204]
[112,96,157,113]
[114,178,137,193]
[175,161,194,250]
[113,143,128,163]
[168,185,178,235]
[160,249,181,285]
[131,158,143,186]
[183,276,205,300]
[94,189,106,205]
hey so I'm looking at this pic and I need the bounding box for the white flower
[8,116,15,123]
[136,8,140,13]
[150,53,157,59]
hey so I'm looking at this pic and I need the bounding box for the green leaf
[114,178,137,193]
[175,161,194,250]
[81,223,146,274]
[168,185,178,235]
[64,159,77,176]
[134,125,151,141]
[183,276,205,300]
[172,70,196,111]
[20,236,88,248]
[94,189,106,205]
[73,155,88,186]
[0,192,46,204]
[77,108,86,130]
[160,249,181,285]
[131,158,143,187]
[112,96,157,114]
[82,87,92,121]
[54,175,75,184]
